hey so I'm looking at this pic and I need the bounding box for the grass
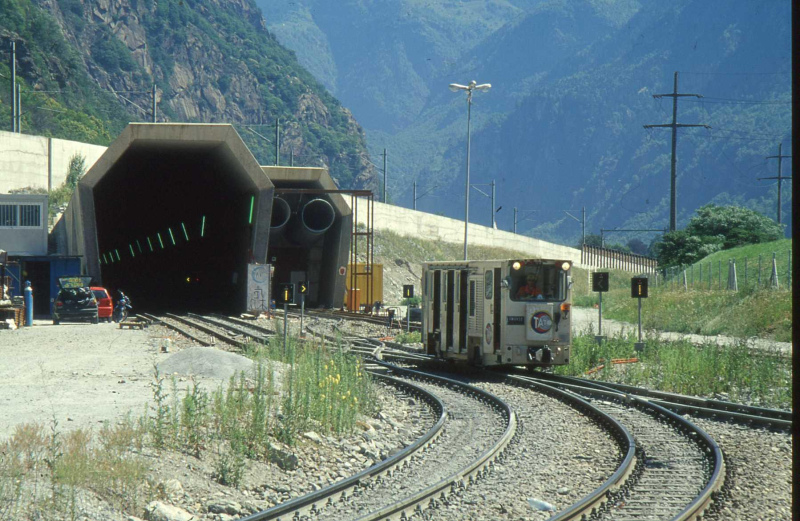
[571,239,792,342]
[0,329,376,517]
[556,332,792,409]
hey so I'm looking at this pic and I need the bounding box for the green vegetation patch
[572,239,792,341]
[556,333,791,409]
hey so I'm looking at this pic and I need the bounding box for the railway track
[509,373,724,521]
[139,310,786,519]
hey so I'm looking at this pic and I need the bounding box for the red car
[90,287,113,322]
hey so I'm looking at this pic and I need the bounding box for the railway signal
[402,285,414,333]
[278,283,294,350]
[592,272,609,343]
[631,277,648,351]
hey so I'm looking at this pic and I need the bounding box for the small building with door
[0,193,82,317]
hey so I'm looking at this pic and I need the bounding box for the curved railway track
[138,310,788,520]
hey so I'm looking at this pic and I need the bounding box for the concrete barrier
[0,131,106,194]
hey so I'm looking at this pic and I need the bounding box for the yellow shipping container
[344,263,383,310]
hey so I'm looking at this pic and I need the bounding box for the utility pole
[644,72,710,231]
[564,207,586,245]
[413,181,416,211]
[275,117,280,166]
[10,41,16,132]
[491,179,496,229]
[759,143,792,225]
[16,82,20,133]
[383,149,387,203]
[152,83,157,123]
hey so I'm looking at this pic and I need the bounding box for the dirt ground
[0,320,239,440]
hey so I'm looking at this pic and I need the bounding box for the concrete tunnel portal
[60,124,350,315]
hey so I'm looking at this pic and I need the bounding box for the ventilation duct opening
[269,197,292,238]
[287,197,336,245]
[302,198,335,234]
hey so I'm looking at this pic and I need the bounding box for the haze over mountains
[258,0,793,245]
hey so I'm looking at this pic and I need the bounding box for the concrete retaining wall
[348,198,584,266]
[0,131,107,194]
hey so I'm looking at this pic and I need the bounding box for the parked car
[90,287,113,322]
[53,276,98,325]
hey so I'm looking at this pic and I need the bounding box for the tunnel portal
[59,124,349,315]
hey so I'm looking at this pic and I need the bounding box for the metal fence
[581,244,659,273]
[660,251,792,291]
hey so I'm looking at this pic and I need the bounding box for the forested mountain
[258,0,793,244]
[0,0,376,190]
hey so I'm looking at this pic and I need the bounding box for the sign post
[298,281,308,338]
[279,283,294,352]
[592,272,609,344]
[631,277,649,352]
[402,285,414,333]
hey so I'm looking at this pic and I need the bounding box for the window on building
[20,205,41,227]
[0,203,42,228]
[0,205,18,227]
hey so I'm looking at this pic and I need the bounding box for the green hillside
[573,239,792,342]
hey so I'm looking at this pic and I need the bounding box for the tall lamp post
[450,80,491,260]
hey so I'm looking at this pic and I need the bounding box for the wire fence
[658,250,792,291]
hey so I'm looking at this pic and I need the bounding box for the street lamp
[450,80,491,260]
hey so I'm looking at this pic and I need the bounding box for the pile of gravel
[157,346,274,383]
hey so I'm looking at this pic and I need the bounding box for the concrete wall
[347,198,585,266]
[0,131,107,194]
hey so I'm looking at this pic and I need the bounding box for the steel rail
[238,372,447,521]
[140,313,213,346]
[498,373,637,521]
[187,312,271,344]
[349,361,517,521]
[163,313,249,349]
[515,374,726,521]
[530,372,792,429]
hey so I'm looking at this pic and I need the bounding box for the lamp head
[449,83,467,92]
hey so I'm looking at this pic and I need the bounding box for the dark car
[90,287,113,322]
[53,276,98,325]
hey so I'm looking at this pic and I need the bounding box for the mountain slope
[1,0,376,190]
[259,0,792,244]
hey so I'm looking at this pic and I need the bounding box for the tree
[652,230,723,267]
[627,238,649,256]
[66,153,86,189]
[582,233,603,248]
[685,205,783,249]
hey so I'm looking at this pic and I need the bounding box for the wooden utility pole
[759,143,792,224]
[644,72,710,231]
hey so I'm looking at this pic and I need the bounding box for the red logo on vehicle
[531,311,552,334]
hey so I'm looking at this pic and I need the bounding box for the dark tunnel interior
[94,144,257,314]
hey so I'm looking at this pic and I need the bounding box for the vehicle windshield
[92,289,108,300]
[509,261,566,302]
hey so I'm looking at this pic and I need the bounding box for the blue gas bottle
[24,280,33,327]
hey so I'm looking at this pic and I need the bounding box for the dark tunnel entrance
[94,146,259,314]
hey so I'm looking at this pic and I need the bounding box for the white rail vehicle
[421,259,573,367]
